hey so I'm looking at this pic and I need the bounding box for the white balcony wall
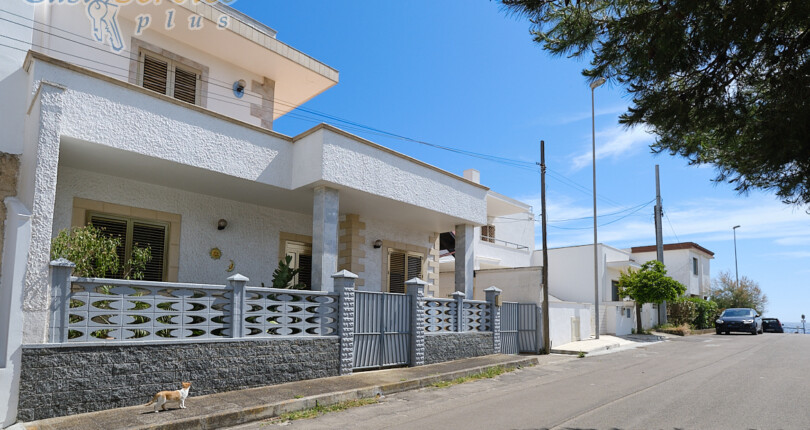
[0,1,35,155]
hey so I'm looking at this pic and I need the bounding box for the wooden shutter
[298,254,312,289]
[407,255,422,281]
[173,67,198,104]
[132,222,167,282]
[388,251,406,294]
[142,54,168,95]
[89,216,127,279]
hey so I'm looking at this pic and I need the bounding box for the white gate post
[228,274,249,338]
[452,291,466,332]
[49,259,75,344]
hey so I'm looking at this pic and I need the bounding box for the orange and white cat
[145,382,191,412]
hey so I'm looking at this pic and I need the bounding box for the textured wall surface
[424,332,493,365]
[17,338,339,422]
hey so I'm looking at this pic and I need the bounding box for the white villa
[0,1,537,425]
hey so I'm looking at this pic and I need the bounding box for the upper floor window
[692,257,699,275]
[481,225,496,243]
[138,50,201,105]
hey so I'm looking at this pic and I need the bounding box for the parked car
[762,318,784,333]
[715,308,763,335]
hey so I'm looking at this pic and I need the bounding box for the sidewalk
[551,333,666,356]
[16,354,565,430]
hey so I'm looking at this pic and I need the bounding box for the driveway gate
[353,291,411,370]
[501,302,542,354]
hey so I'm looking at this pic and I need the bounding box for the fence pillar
[333,270,357,375]
[49,259,75,343]
[406,278,427,367]
[484,287,502,354]
[228,274,249,338]
[452,291,466,332]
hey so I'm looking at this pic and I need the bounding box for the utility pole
[539,140,550,354]
[654,165,667,325]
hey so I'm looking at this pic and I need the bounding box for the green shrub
[667,298,697,326]
[688,297,719,329]
[271,255,307,289]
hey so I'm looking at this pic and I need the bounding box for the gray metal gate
[501,302,542,354]
[353,291,411,370]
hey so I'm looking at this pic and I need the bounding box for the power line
[547,200,654,230]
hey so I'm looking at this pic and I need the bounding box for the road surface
[232,333,810,429]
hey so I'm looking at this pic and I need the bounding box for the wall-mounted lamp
[373,239,382,249]
[217,219,228,230]
[233,80,246,98]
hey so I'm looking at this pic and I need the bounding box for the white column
[312,186,339,292]
[454,223,474,297]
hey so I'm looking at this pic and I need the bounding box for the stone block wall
[17,337,339,421]
[0,152,20,278]
[424,332,493,365]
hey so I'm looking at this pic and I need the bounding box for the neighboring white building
[0,2,518,425]
[630,242,714,300]
[535,244,640,336]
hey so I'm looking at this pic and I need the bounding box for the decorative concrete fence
[47,260,508,373]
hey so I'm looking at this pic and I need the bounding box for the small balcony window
[139,50,201,105]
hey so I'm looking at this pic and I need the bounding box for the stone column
[454,224,474,298]
[23,82,66,344]
[406,277,427,367]
[452,291,466,333]
[485,286,502,354]
[228,274,248,338]
[333,270,357,375]
[48,259,75,344]
[312,186,339,292]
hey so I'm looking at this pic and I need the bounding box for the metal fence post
[228,274,249,338]
[484,287,502,354]
[333,270,357,375]
[49,259,75,343]
[452,291,466,332]
[405,278,427,367]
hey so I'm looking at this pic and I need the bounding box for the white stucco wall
[359,216,434,292]
[549,303,591,348]
[542,245,603,304]
[632,248,713,297]
[450,266,542,303]
[53,167,312,286]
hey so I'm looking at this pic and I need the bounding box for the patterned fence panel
[500,302,519,354]
[423,298,456,332]
[353,291,411,370]
[462,300,492,332]
[243,287,339,337]
[67,279,231,342]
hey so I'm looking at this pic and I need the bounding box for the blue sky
[233,0,810,323]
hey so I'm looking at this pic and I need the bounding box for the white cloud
[516,193,810,252]
[534,105,628,127]
[571,125,655,171]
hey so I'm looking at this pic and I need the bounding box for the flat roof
[631,242,715,257]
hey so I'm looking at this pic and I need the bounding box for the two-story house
[0,1,530,425]
[630,242,714,300]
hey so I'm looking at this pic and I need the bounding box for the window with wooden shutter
[388,250,423,294]
[88,213,169,282]
[139,50,200,105]
[481,225,495,243]
[284,241,312,289]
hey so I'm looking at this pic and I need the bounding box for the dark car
[762,318,784,333]
[716,308,763,335]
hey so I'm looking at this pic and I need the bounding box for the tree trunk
[636,302,644,334]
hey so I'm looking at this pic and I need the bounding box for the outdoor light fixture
[233,80,246,98]
[217,219,228,230]
[373,240,383,249]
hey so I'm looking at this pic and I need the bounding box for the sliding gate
[353,291,411,370]
[501,302,542,354]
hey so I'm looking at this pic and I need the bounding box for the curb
[123,356,540,430]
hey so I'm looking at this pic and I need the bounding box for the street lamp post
[591,77,606,339]
[733,225,740,288]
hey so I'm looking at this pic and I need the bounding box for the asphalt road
[236,333,810,429]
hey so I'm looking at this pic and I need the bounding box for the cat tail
[144,394,159,406]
